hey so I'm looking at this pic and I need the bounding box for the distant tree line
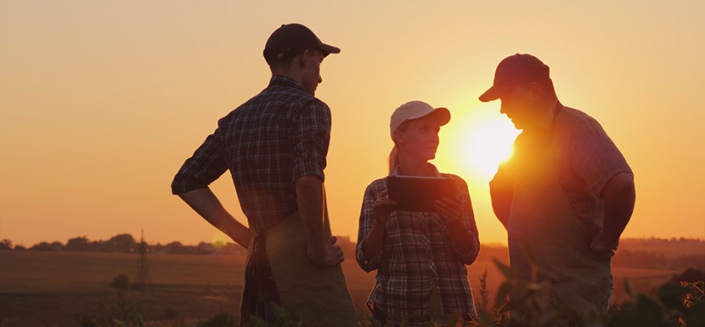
[0,234,247,255]
[0,235,702,270]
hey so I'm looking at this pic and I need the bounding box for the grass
[0,250,682,326]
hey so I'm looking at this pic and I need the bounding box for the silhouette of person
[171,23,357,326]
[356,101,480,326]
[480,54,636,324]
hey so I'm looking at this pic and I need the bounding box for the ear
[392,129,405,145]
[527,82,543,102]
[298,49,311,68]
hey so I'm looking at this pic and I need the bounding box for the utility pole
[134,229,151,291]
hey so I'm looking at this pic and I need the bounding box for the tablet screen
[387,175,455,212]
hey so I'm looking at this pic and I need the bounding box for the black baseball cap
[479,53,550,102]
[263,23,340,65]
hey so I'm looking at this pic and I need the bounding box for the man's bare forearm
[177,188,251,248]
[295,175,326,259]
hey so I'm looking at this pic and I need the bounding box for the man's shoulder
[558,106,598,124]
[253,87,331,114]
[223,88,330,119]
[555,106,606,134]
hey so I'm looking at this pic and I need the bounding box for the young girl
[356,101,480,326]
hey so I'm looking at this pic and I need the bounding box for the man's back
[172,75,332,234]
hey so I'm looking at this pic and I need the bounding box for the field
[0,250,682,327]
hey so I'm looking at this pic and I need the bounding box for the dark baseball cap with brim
[479,53,550,102]
[263,23,340,65]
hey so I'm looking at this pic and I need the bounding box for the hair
[268,48,318,72]
[268,57,295,71]
[388,146,399,175]
[387,120,410,175]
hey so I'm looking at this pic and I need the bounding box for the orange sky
[1,1,704,247]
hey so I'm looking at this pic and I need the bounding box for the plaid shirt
[171,75,331,234]
[356,165,480,324]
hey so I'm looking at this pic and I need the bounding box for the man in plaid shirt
[171,24,357,326]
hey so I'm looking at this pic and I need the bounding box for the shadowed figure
[171,23,357,327]
[355,101,481,326]
[480,53,636,325]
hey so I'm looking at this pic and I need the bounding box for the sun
[437,102,520,184]
[462,120,518,176]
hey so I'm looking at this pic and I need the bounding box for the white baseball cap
[390,101,451,138]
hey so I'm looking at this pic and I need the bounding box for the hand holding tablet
[387,175,456,213]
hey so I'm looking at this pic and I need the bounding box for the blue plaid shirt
[172,75,331,234]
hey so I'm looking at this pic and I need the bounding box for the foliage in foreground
[3,263,704,327]
[108,261,705,327]
[474,260,705,327]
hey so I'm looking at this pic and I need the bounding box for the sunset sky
[2,1,704,248]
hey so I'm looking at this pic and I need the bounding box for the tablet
[387,175,456,212]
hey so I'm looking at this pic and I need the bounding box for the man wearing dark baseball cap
[481,54,635,323]
[263,23,340,65]
[172,23,357,326]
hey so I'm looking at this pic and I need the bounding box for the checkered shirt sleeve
[567,114,632,196]
[171,122,228,194]
[292,98,331,182]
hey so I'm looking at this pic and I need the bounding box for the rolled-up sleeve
[171,119,228,194]
[570,119,632,197]
[451,176,480,265]
[356,182,384,272]
[292,99,331,182]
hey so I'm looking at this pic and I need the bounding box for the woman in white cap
[355,101,480,326]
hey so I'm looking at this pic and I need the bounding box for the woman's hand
[436,197,478,260]
[361,190,397,265]
[435,197,463,226]
[372,190,396,227]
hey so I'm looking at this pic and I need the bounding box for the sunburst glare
[437,102,520,186]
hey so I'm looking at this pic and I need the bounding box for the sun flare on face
[437,103,520,184]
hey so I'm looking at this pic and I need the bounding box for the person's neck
[526,98,559,131]
[397,157,433,176]
[271,70,303,87]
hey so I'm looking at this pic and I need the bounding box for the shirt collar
[391,163,442,177]
[268,75,303,89]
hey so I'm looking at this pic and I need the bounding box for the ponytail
[388,145,399,175]
[388,120,409,175]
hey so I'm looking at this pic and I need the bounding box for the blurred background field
[2,238,700,327]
